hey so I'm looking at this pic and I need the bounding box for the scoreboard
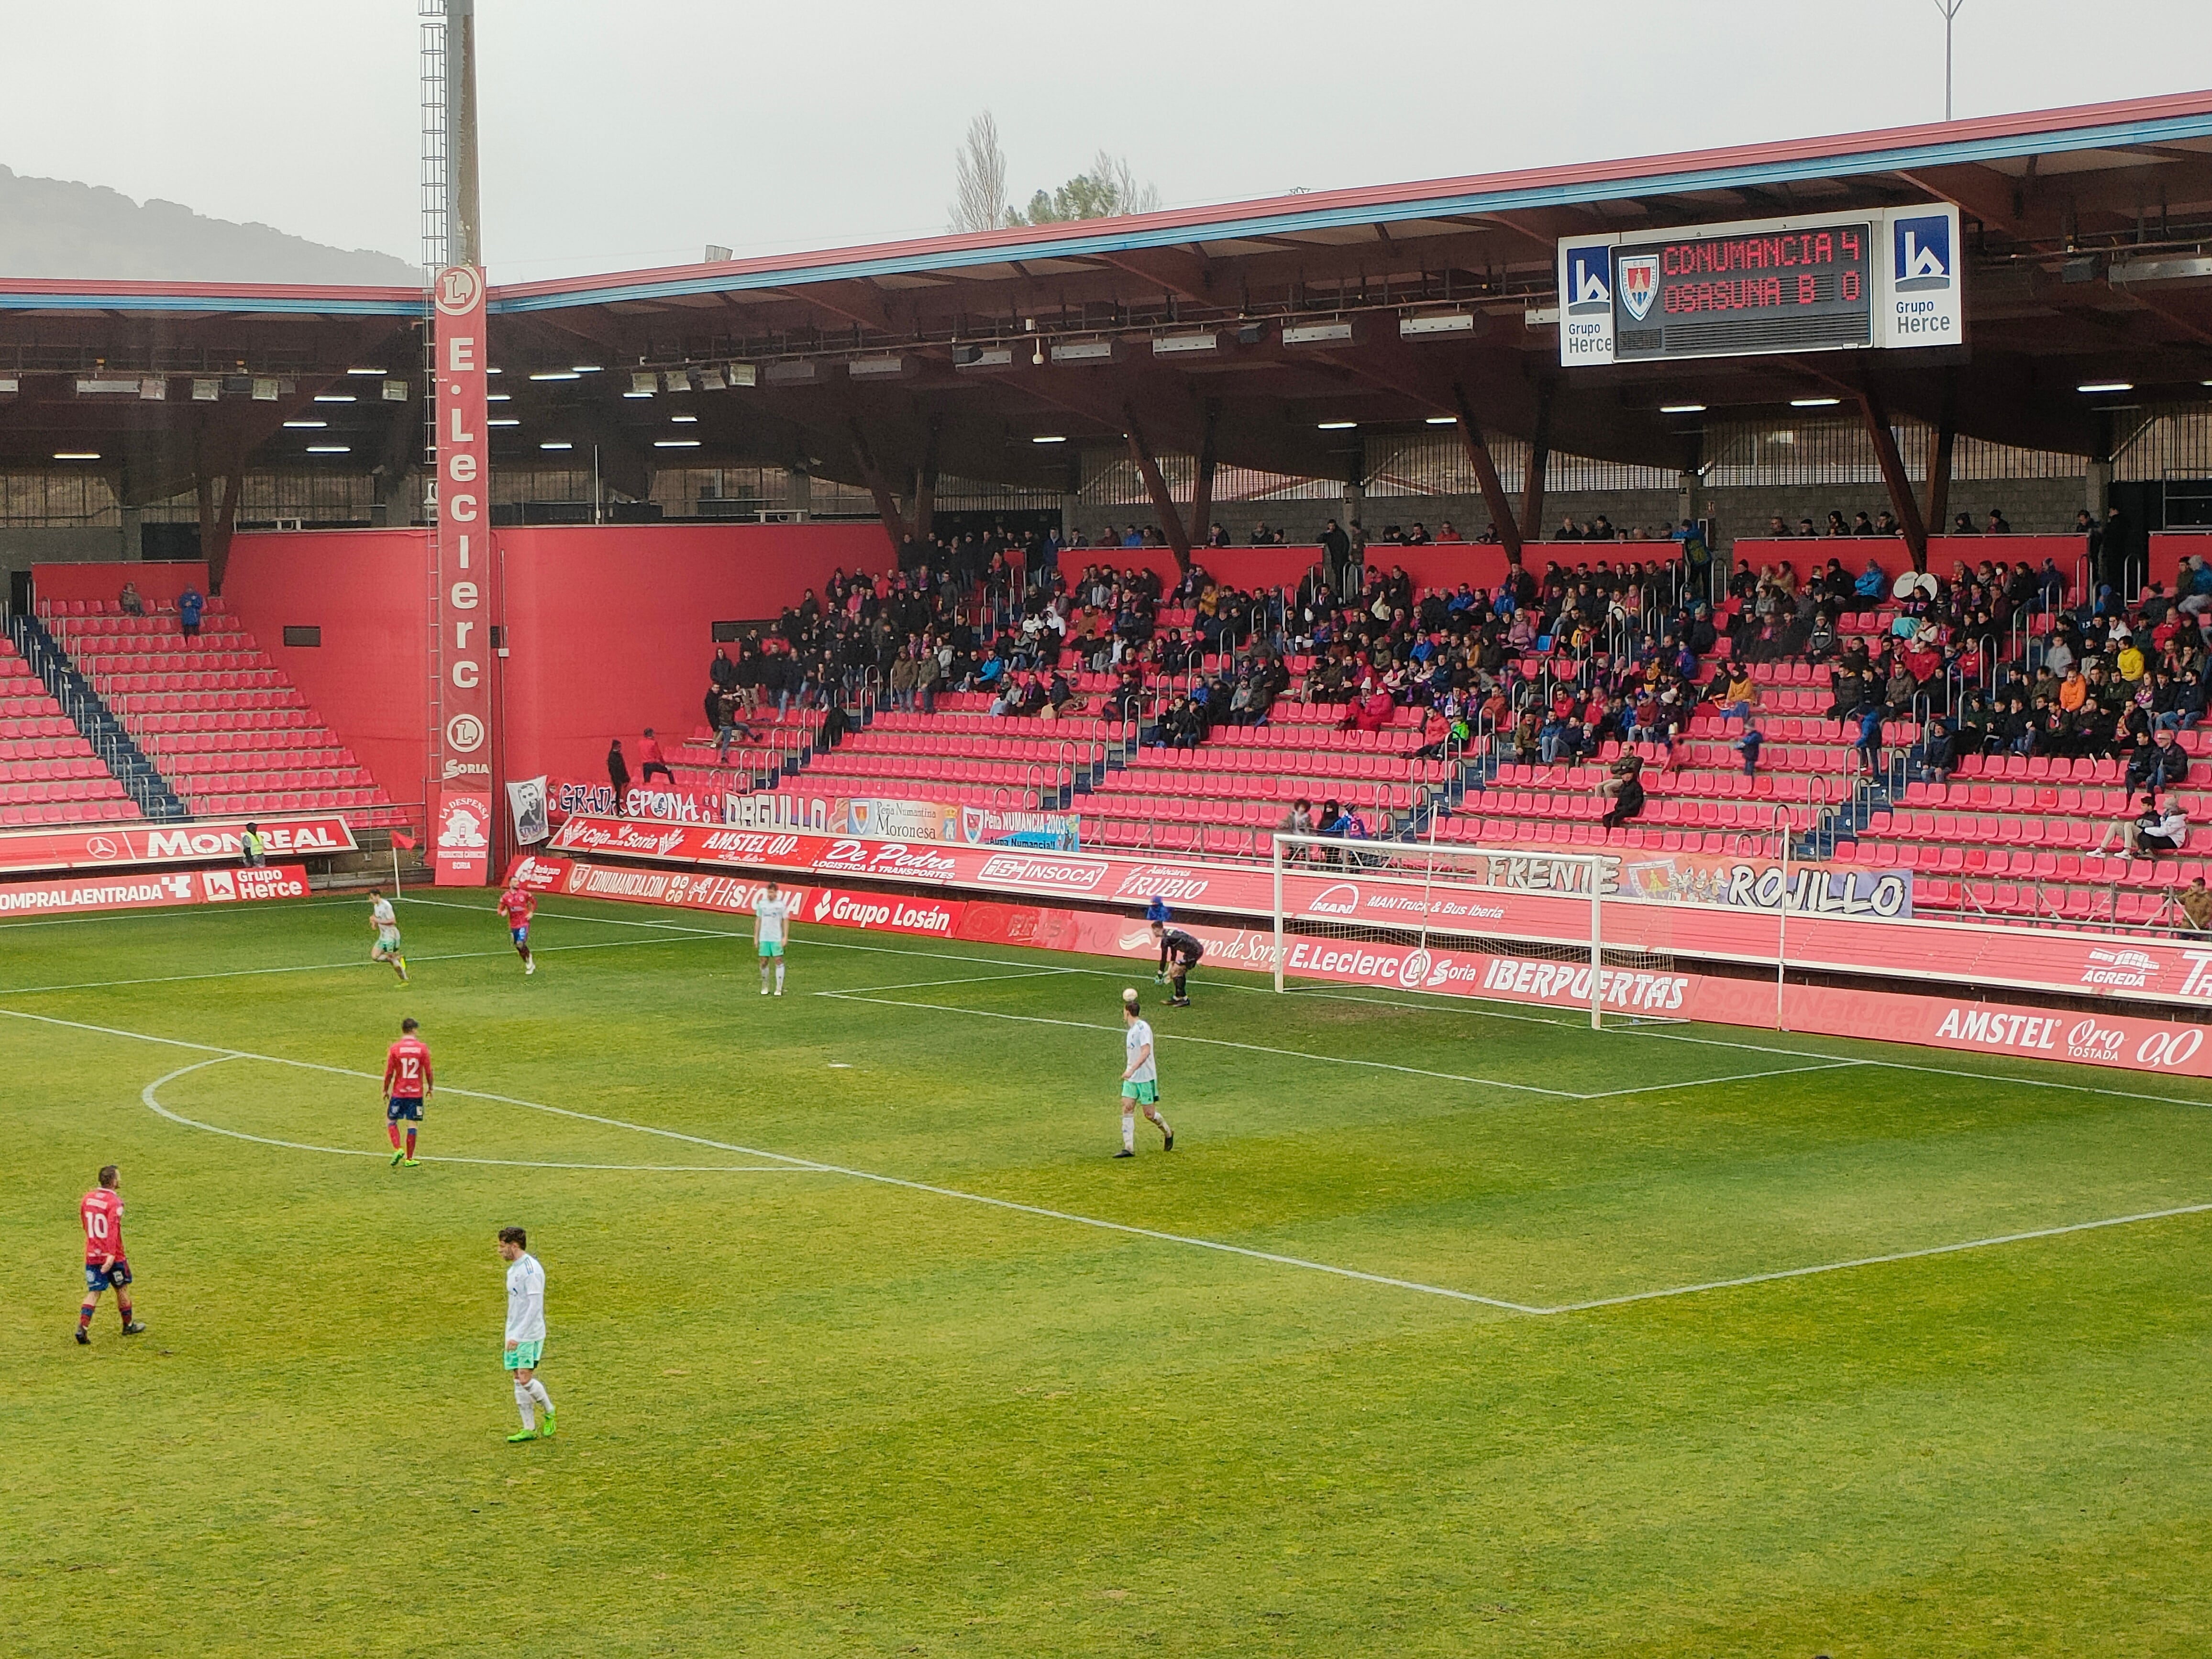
[1559,205,1960,367]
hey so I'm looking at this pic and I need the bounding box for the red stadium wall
[223,530,433,808]
[220,522,893,803]
[496,522,888,781]
[2151,531,2211,589]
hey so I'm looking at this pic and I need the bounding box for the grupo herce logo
[445,712,486,753]
[1892,213,1952,292]
[1564,246,1611,315]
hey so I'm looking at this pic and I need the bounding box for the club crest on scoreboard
[1618,255,1660,322]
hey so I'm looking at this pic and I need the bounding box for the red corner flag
[389,830,418,850]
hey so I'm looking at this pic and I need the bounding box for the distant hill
[0,165,419,285]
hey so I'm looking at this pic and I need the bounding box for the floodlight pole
[1934,0,1965,122]
[444,0,481,267]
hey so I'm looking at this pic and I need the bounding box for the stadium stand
[0,631,141,827]
[35,596,406,825]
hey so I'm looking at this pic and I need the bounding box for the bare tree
[948,111,1010,235]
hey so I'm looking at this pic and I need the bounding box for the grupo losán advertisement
[508,853,2212,1081]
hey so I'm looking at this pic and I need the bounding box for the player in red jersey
[495,883,537,976]
[77,1165,145,1344]
[383,1016,434,1168]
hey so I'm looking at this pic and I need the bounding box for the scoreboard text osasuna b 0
[1612,223,1872,361]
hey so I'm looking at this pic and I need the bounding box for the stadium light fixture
[1283,321,1354,347]
[346,366,387,376]
[539,441,574,451]
[671,414,699,423]
[1316,420,1357,430]
[1032,434,1067,444]
[623,390,655,399]
[1424,415,1457,425]
[1789,396,1841,408]
[571,365,603,374]
[1660,402,1707,413]
[955,346,1016,372]
[305,444,352,454]
[313,393,356,403]
[487,392,510,403]
[488,418,520,427]
[190,379,218,401]
[53,451,101,460]
[630,371,657,396]
[1399,311,1475,338]
[529,370,581,382]
[723,363,757,388]
[653,439,702,448]
[2077,380,2134,394]
[1050,340,1116,365]
[1152,332,1218,356]
[282,420,327,429]
[381,378,408,402]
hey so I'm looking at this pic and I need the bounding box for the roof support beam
[847,418,909,560]
[1190,400,1220,554]
[1518,378,1555,547]
[912,414,942,545]
[1095,247,1215,307]
[1895,164,2025,235]
[1857,375,1929,572]
[1451,381,1522,564]
[1924,369,1958,540]
[1121,402,1191,572]
[196,467,242,595]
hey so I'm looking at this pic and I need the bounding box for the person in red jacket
[637,728,674,785]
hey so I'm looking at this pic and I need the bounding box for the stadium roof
[6,88,2212,536]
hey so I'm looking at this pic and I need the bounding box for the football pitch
[7,893,2212,1658]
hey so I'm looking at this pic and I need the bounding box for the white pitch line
[815,990,1584,1097]
[0,929,722,997]
[10,1004,1534,1315]
[142,1056,817,1173]
[1532,1199,2212,1315]
[1573,1058,1871,1100]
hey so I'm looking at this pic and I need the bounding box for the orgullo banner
[722,791,1080,849]
[542,815,2212,1011]
[430,261,496,884]
[507,852,2212,1081]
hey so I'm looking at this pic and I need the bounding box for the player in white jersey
[1115,988,1173,1157]
[753,878,793,997]
[367,887,408,982]
[497,1226,555,1442]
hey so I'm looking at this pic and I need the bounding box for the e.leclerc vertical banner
[430,264,496,885]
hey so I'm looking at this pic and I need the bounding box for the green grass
[5,890,2212,1657]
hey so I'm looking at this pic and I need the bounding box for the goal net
[1267,832,1678,1030]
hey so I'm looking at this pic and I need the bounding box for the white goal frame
[1268,832,1610,1029]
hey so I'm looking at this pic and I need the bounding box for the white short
[376,927,401,951]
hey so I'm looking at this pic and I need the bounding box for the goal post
[1268,832,1616,1029]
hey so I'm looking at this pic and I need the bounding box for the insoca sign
[431,262,496,884]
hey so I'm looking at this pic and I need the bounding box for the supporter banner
[0,815,356,876]
[432,789,493,885]
[546,777,725,826]
[503,855,2212,1081]
[723,790,1080,849]
[1615,848,1911,918]
[541,815,2212,1009]
[506,775,549,845]
[0,863,309,919]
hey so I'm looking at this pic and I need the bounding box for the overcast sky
[5,0,2209,280]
